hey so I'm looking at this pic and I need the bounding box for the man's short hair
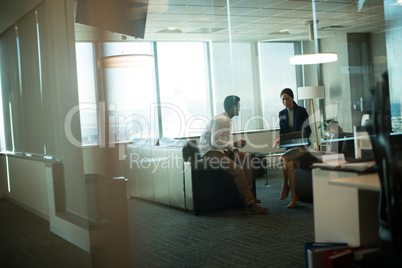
[224,95,240,111]
[280,88,294,99]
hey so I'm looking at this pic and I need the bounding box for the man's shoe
[246,203,268,214]
[255,198,262,203]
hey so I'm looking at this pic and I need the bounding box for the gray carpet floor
[0,175,315,268]
[128,175,315,268]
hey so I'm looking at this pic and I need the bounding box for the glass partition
[70,0,402,148]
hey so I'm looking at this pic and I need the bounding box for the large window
[0,12,45,154]
[259,42,299,130]
[75,41,299,146]
[157,42,210,137]
[75,42,98,145]
[103,42,157,143]
[211,42,260,132]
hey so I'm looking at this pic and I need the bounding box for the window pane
[157,42,210,138]
[15,11,43,154]
[259,42,297,130]
[384,1,402,132]
[0,73,3,152]
[75,42,99,146]
[0,27,19,152]
[211,42,258,132]
[103,42,157,142]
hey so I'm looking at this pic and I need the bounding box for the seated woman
[272,88,311,208]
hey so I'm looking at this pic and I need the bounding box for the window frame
[74,40,303,147]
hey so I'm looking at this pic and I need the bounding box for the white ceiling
[0,0,387,42]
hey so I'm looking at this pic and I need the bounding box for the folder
[304,242,348,268]
[307,245,350,268]
[324,248,355,268]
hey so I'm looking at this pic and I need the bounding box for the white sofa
[124,138,251,214]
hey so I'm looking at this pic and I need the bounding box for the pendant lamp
[289,19,338,65]
[290,53,338,65]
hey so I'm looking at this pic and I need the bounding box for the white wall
[3,156,49,219]
[0,0,88,218]
[83,146,125,177]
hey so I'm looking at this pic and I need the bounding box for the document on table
[312,156,376,172]
[338,160,376,172]
[313,153,347,167]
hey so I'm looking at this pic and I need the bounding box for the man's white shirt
[199,112,235,157]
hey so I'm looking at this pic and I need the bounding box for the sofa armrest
[190,166,244,215]
[294,151,322,203]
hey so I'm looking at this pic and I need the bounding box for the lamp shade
[97,54,154,68]
[289,53,338,65]
[298,86,324,100]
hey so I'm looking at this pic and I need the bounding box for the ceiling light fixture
[270,28,290,35]
[290,52,338,65]
[97,54,154,68]
[157,27,183,33]
[289,19,338,65]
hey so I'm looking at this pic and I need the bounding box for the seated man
[199,95,268,214]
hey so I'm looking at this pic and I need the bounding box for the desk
[313,169,381,247]
[329,173,380,191]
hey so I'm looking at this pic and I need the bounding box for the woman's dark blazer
[278,102,312,147]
